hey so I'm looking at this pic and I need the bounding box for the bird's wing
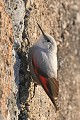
[32,56,59,111]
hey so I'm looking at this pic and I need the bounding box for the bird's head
[34,23,57,53]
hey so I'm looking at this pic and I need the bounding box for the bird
[28,23,59,111]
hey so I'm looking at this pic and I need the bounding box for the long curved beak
[37,23,45,37]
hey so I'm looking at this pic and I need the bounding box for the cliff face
[0,0,80,120]
[0,0,24,120]
[25,0,80,120]
[0,1,13,120]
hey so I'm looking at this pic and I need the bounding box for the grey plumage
[28,24,59,110]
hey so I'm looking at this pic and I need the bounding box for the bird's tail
[50,96,59,111]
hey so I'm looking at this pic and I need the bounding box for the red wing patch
[39,75,48,92]
[32,57,49,92]
[32,57,59,110]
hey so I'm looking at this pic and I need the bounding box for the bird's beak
[37,23,46,37]
[37,23,63,46]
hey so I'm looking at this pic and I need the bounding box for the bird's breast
[41,51,57,78]
[31,46,57,79]
[47,53,57,78]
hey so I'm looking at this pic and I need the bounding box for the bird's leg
[31,82,37,99]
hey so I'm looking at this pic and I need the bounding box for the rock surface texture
[0,0,18,120]
[0,0,80,120]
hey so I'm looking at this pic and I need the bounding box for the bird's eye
[46,39,50,42]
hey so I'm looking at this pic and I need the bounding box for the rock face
[0,0,13,120]
[0,0,80,120]
[26,0,80,120]
[0,1,13,120]
[0,0,24,120]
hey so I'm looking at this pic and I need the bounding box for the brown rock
[0,0,13,120]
